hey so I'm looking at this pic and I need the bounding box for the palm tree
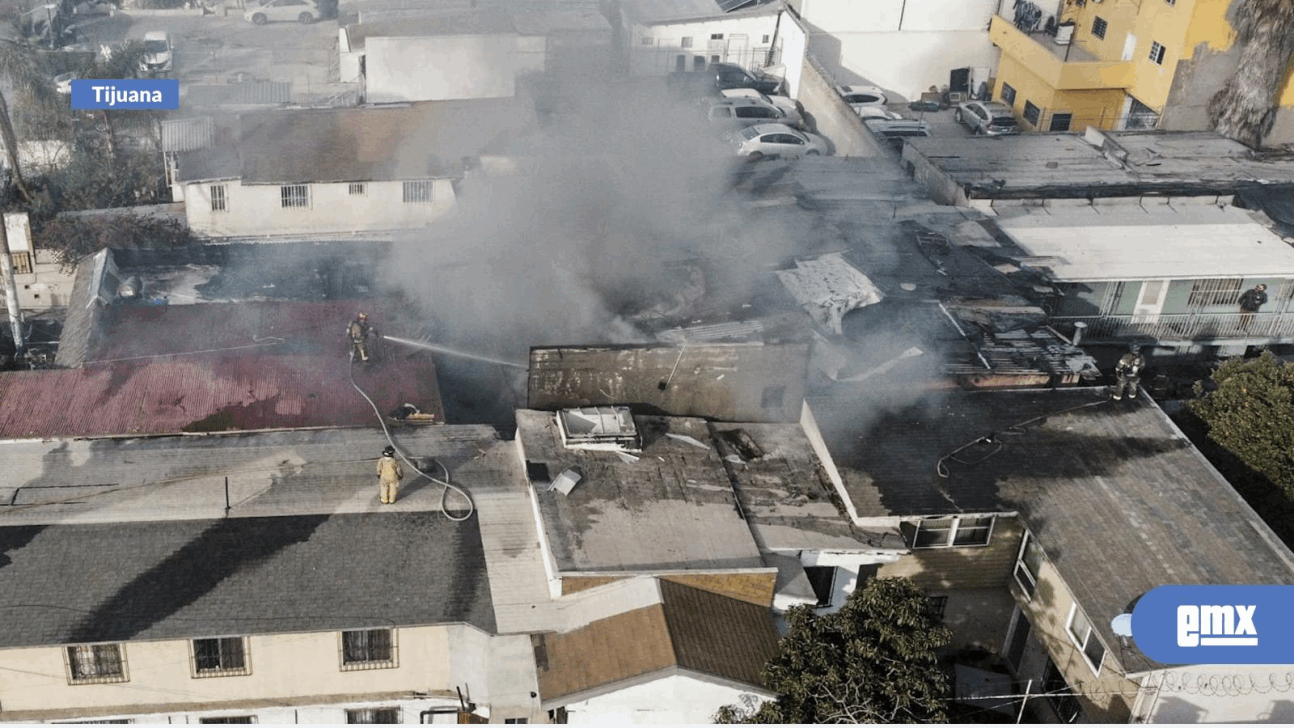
[1207,0,1294,149]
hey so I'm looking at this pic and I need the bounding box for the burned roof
[904,130,1294,201]
[810,387,1294,672]
[0,511,494,647]
[538,579,779,705]
[12,299,442,439]
[178,100,533,185]
[515,409,764,574]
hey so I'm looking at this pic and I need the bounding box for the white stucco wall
[791,0,1000,99]
[563,673,769,725]
[58,697,465,724]
[629,14,782,76]
[366,35,524,103]
[182,179,456,237]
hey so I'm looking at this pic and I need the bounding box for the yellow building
[987,0,1294,142]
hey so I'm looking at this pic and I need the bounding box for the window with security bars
[1023,101,1041,125]
[346,708,400,724]
[66,644,127,684]
[281,185,309,208]
[341,629,396,670]
[1189,278,1243,307]
[1149,41,1166,65]
[199,718,255,724]
[349,183,366,196]
[1000,83,1016,105]
[402,180,433,204]
[192,637,249,677]
[12,251,32,274]
[1043,659,1084,723]
[210,184,227,212]
[903,516,994,548]
[1091,16,1107,40]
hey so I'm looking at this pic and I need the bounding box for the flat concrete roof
[995,205,1294,281]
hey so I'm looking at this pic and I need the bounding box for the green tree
[717,577,953,724]
[1189,351,1294,499]
[34,213,193,271]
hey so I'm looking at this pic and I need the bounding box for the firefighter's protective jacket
[377,455,403,485]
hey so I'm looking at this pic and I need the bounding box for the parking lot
[70,8,346,102]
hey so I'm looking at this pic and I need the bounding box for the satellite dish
[1111,613,1134,637]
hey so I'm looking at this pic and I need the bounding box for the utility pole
[0,214,24,354]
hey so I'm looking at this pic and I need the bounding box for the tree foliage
[1190,351,1294,499]
[716,577,953,724]
[35,213,193,270]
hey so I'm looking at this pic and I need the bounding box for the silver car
[733,123,829,159]
[955,100,1020,136]
[707,97,794,135]
[719,88,805,129]
[245,0,321,25]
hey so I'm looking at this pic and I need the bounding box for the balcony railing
[989,15,1134,91]
[1052,313,1294,343]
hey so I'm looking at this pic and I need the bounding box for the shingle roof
[13,300,443,439]
[0,511,495,647]
[538,579,779,703]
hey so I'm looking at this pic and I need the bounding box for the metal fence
[1052,313,1294,342]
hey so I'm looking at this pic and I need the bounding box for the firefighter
[1112,343,1145,401]
[376,445,404,505]
[347,312,375,362]
[1238,284,1269,332]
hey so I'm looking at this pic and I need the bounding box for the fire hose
[348,351,475,522]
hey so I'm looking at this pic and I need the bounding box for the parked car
[139,31,172,74]
[836,84,887,113]
[732,123,828,159]
[719,88,805,128]
[708,97,796,136]
[245,0,322,25]
[954,100,1020,135]
[855,106,904,121]
[669,61,783,100]
[53,71,77,94]
[864,118,932,152]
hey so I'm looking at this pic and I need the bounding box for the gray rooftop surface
[0,510,495,647]
[515,409,764,573]
[904,130,1294,199]
[811,387,1294,673]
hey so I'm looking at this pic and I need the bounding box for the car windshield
[145,40,168,53]
[739,126,761,141]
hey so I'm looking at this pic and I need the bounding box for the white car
[140,31,173,74]
[245,0,322,25]
[836,84,887,113]
[719,88,805,129]
[53,71,77,94]
[733,123,829,159]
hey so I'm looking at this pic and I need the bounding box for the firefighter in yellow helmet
[377,445,404,505]
[347,312,374,362]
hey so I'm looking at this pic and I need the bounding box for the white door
[1132,279,1168,321]
[1121,32,1138,61]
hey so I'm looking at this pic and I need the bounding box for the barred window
[341,629,397,670]
[1023,101,1041,125]
[1149,41,1166,65]
[211,184,227,212]
[12,251,32,275]
[281,185,309,208]
[346,708,400,724]
[1091,16,1107,40]
[681,36,693,48]
[66,644,128,685]
[192,637,249,677]
[1189,278,1243,307]
[199,718,255,724]
[349,183,366,196]
[402,180,433,204]
[1000,83,1016,106]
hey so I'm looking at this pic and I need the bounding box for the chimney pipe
[1071,321,1087,346]
[0,214,23,354]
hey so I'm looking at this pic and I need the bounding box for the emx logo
[1177,605,1257,647]
[1133,586,1292,664]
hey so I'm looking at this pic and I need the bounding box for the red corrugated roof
[0,301,443,439]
